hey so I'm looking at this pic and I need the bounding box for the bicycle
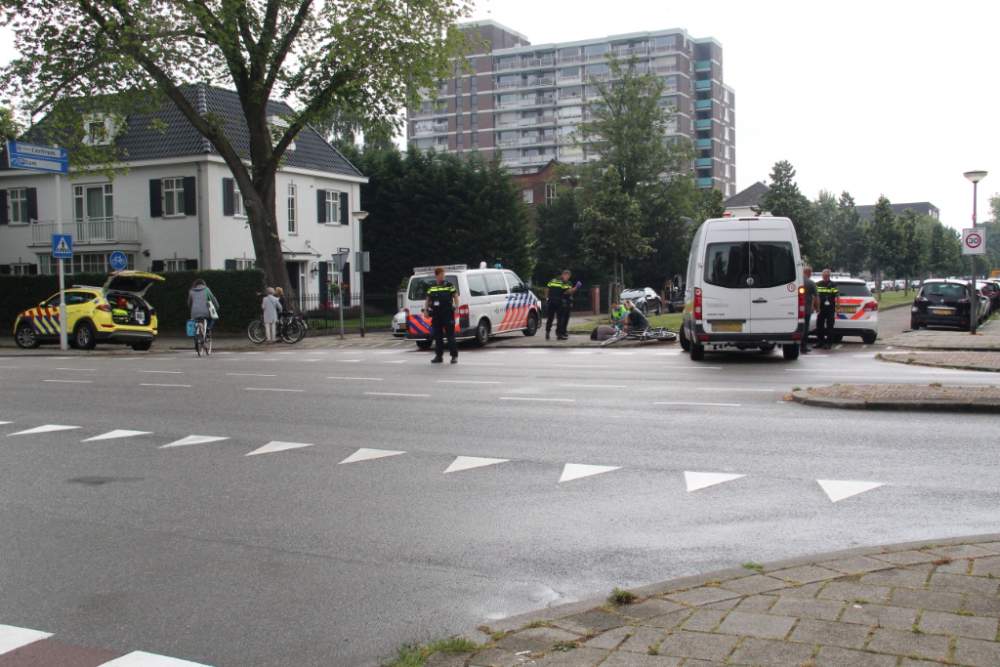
[601,326,677,347]
[194,318,213,356]
[247,316,306,344]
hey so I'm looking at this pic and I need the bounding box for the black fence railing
[290,291,398,335]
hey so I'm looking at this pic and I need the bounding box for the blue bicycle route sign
[6,141,69,174]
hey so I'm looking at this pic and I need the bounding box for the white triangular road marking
[559,463,622,483]
[99,650,213,666]
[0,421,12,425]
[82,429,153,442]
[159,435,229,449]
[246,441,313,456]
[0,624,53,655]
[817,479,884,502]
[444,456,509,473]
[339,448,405,464]
[684,471,746,492]
[8,424,80,436]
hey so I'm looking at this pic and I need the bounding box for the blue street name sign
[6,141,69,174]
[52,234,73,259]
[109,251,128,271]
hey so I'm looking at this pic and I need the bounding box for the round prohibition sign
[966,232,983,249]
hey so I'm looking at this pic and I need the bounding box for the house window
[85,120,111,145]
[325,190,340,224]
[456,97,463,111]
[287,183,297,234]
[234,259,255,270]
[523,189,533,204]
[471,132,479,145]
[10,264,34,275]
[545,183,557,204]
[164,259,187,271]
[234,187,244,216]
[73,184,113,221]
[471,113,478,126]
[162,178,185,216]
[9,188,28,223]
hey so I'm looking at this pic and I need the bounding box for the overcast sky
[467,0,999,228]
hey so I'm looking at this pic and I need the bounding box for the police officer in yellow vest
[815,269,840,350]
[423,266,460,363]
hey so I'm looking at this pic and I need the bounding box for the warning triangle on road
[558,463,622,484]
[246,441,313,456]
[8,424,80,436]
[685,471,746,492]
[159,435,229,449]
[339,448,405,464]
[817,479,884,503]
[0,421,12,425]
[82,429,153,442]
[443,456,509,473]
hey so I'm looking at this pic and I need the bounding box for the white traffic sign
[963,228,986,255]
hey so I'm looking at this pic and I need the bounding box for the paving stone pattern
[437,538,1000,667]
[797,384,1000,403]
[881,351,1000,373]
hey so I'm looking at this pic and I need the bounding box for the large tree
[893,208,925,294]
[754,160,817,259]
[1,0,470,293]
[866,195,897,298]
[835,192,867,277]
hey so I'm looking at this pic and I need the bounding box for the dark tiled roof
[724,181,769,208]
[3,86,363,178]
[856,202,939,221]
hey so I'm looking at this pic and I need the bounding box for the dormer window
[83,117,114,146]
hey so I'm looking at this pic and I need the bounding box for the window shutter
[0,265,10,274]
[225,259,236,271]
[185,259,199,270]
[28,264,38,275]
[319,261,328,302]
[340,192,348,224]
[0,190,7,225]
[151,260,165,272]
[183,177,197,215]
[149,179,162,217]
[316,189,326,223]
[25,188,38,222]
[223,178,235,216]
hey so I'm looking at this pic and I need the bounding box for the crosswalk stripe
[83,430,154,442]
[0,624,52,655]
[100,650,214,666]
[8,424,80,436]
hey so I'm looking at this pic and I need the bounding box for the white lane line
[227,373,277,377]
[0,366,19,369]
[245,387,305,393]
[382,360,407,364]
[328,376,382,381]
[246,441,313,456]
[500,397,575,403]
[141,370,184,374]
[460,362,502,366]
[139,383,192,388]
[0,624,54,655]
[337,359,363,363]
[83,429,153,442]
[551,364,610,369]
[8,424,80,436]
[364,392,430,398]
[698,388,774,392]
[55,367,96,371]
[653,401,741,407]
[561,383,627,388]
[438,380,501,384]
[44,379,92,384]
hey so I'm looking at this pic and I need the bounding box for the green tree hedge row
[1,269,265,334]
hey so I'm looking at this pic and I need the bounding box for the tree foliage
[893,208,925,293]
[575,165,652,276]
[0,107,18,140]
[1,0,471,292]
[754,160,817,259]
[866,195,898,295]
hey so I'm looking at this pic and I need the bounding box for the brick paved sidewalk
[880,351,1000,373]
[881,316,1000,351]
[421,535,1000,667]
[789,385,1000,412]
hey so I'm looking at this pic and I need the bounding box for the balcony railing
[556,75,582,85]
[496,61,518,71]
[415,123,449,135]
[695,80,712,90]
[696,119,713,129]
[696,139,712,149]
[696,100,712,109]
[31,217,139,246]
[497,138,519,147]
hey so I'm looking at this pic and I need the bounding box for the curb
[879,355,1000,374]
[790,389,1000,413]
[477,532,1000,636]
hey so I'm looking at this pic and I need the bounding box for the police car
[404,264,540,348]
[807,277,879,344]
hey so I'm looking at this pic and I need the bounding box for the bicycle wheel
[194,330,203,357]
[601,329,629,346]
[204,329,212,356]
[649,328,677,341]
[247,320,266,344]
[281,318,303,344]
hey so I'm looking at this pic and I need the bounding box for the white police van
[404,263,540,348]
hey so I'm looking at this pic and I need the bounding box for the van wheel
[475,319,490,347]
[759,343,776,353]
[861,332,878,345]
[690,343,705,361]
[74,322,97,350]
[523,312,538,336]
[416,340,432,350]
[15,324,40,349]
[679,326,691,351]
[782,344,800,360]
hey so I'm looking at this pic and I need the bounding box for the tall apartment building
[406,20,737,196]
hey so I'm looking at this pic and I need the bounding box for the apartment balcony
[519,136,539,146]
[496,81,520,90]
[696,100,712,110]
[497,119,520,128]
[501,157,520,166]
[697,177,713,187]
[651,43,679,54]
[696,60,712,71]
[556,75,582,85]
[497,138,519,147]
[557,54,582,65]
[696,138,712,149]
[523,76,555,88]
[557,94,583,105]
[696,157,713,168]
[415,123,449,135]
[695,80,712,90]
[519,154,552,165]
[650,65,679,74]
[696,119,713,129]
[496,61,519,72]
[556,134,578,145]
[31,217,139,246]
[583,52,610,63]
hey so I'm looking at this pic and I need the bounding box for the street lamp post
[352,210,369,337]
[964,170,987,334]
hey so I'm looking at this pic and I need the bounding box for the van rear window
[835,283,871,297]
[921,283,967,299]
[704,242,796,289]
[408,275,460,300]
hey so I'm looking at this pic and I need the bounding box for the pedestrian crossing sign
[51,234,73,259]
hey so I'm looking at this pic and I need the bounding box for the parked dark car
[910,279,982,330]
[619,287,662,315]
[666,292,686,313]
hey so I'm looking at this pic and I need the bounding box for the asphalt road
[0,333,997,666]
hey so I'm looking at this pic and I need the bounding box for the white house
[723,181,769,218]
[0,86,367,300]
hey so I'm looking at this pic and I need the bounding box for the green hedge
[0,269,266,334]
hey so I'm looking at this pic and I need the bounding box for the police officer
[815,268,840,350]
[423,266,459,363]
[557,270,581,340]
[545,270,568,340]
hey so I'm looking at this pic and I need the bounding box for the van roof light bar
[413,264,468,274]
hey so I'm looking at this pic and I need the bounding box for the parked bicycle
[193,317,213,356]
[601,326,677,347]
[248,315,307,344]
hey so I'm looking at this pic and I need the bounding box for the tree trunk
[245,175,296,309]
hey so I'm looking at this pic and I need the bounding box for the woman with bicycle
[188,279,220,352]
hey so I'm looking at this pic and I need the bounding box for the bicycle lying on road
[601,326,677,347]
[247,316,307,345]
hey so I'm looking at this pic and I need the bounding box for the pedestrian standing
[275,287,290,338]
[262,287,281,345]
[555,269,581,341]
[801,266,820,354]
[815,269,840,350]
[544,270,567,340]
[423,266,459,364]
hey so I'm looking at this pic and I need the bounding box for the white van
[679,216,805,361]
[404,263,541,348]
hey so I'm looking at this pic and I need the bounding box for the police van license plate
[837,306,857,314]
[713,321,743,332]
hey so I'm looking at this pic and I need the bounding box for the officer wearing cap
[545,270,568,341]
[815,269,840,350]
[555,269,581,341]
[423,266,459,363]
